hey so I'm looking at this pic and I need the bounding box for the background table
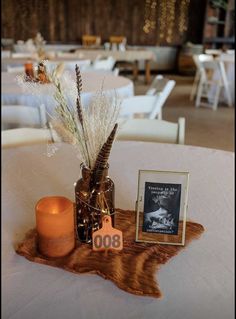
[2,141,234,319]
[1,48,155,84]
[74,49,155,84]
[1,71,134,114]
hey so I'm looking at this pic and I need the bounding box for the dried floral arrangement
[17,62,120,174]
[24,61,52,84]
[51,65,120,168]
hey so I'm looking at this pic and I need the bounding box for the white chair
[195,59,233,110]
[113,68,119,76]
[218,54,235,105]
[2,38,14,48]
[117,118,185,144]
[219,53,235,62]
[190,54,214,101]
[1,128,54,149]
[146,75,164,95]
[46,60,91,72]
[1,104,47,129]
[81,67,119,76]
[65,60,91,71]
[205,49,222,56]
[1,50,11,58]
[120,96,162,120]
[92,56,116,71]
[120,79,175,120]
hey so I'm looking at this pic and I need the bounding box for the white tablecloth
[1,49,155,68]
[1,71,134,114]
[2,142,234,319]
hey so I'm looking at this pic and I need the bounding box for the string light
[179,0,190,34]
[166,0,176,43]
[159,0,167,39]
[143,0,157,34]
[143,0,191,44]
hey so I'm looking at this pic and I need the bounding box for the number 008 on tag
[92,215,123,251]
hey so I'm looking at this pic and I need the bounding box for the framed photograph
[135,170,189,246]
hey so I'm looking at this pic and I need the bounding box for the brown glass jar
[75,163,115,243]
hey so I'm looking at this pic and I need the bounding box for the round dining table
[1,71,134,114]
[2,141,234,319]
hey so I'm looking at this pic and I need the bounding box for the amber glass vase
[75,163,115,243]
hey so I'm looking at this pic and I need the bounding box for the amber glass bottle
[75,163,115,243]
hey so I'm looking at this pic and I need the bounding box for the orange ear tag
[92,215,123,251]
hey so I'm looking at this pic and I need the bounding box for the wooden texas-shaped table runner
[16,209,204,298]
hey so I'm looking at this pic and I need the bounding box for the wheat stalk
[17,63,121,171]
[75,64,91,167]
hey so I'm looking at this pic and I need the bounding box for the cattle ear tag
[92,215,123,251]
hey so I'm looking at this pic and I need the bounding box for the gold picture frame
[135,170,189,246]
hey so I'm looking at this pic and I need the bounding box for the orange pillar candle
[36,196,75,258]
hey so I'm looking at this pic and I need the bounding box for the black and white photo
[142,182,181,235]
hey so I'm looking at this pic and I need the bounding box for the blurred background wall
[1,0,207,45]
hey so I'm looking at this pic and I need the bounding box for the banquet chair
[146,75,176,97]
[218,53,235,105]
[1,104,47,130]
[46,60,91,72]
[109,36,127,51]
[1,38,14,49]
[109,36,127,45]
[219,53,235,62]
[195,59,232,110]
[117,118,185,144]
[82,35,101,47]
[119,96,162,120]
[1,128,55,149]
[226,50,235,55]
[1,50,11,58]
[190,54,214,101]
[205,49,222,56]
[92,56,116,71]
[120,79,175,120]
[146,75,164,95]
[113,68,119,76]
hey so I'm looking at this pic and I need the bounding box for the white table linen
[2,141,234,319]
[1,71,134,115]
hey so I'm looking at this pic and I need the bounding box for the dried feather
[93,123,118,171]
[90,123,118,193]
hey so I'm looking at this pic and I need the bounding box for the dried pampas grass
[17,62,121,169]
